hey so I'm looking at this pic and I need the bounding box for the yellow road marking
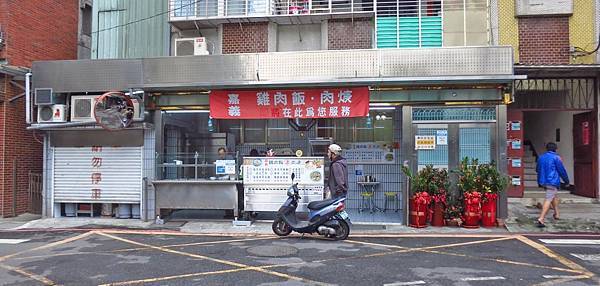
[267,236,581,275]
[421,249,584,274]
[14,236,276,261]
[516,235,595,277]
[355,236,517,258]
[0,231,95,262]
[97,232,333,286]
[0,263,56,285]
[98,268,249,286]
[97,228,274,237]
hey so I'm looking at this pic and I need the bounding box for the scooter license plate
[339,211,349,219]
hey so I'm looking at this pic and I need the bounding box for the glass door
[415,124,449,170]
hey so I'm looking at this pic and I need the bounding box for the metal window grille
[459,127,491,164]
[412,107,496,122]
[513,78,596,110]
[417,128,448,166]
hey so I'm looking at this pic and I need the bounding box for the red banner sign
[210,87,370,119]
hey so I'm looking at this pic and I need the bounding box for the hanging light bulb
[376,115,381,120]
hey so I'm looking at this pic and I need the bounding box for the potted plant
[444,197,463,227]
[455,157,482,228]
[479,162,509,227]
[402,166,432,228]
[430,167,449,227]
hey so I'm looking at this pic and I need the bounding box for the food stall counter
[152,179,241,218]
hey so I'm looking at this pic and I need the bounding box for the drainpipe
[25,72,32,124]
[26,118,147,130]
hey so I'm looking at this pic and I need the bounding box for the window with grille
[317,111,395,144]
[376,0,442,48]
[218,119,290,144]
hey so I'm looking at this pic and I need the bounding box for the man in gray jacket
[327,144,348,199]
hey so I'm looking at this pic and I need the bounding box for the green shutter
[376,17,398,48]
[421,16,442,47]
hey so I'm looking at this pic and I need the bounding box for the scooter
[272,174,351,240]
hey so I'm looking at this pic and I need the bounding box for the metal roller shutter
[53,147,142,203]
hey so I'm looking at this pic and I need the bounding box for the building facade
[0,0,90,217]
[30,0,524,224]
[497,0,600,200]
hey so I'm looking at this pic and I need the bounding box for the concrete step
[523,162,536,169]
[524,174,537,180]
[524,180,539,187]
[508,192,597,205]
[524,168,537,175]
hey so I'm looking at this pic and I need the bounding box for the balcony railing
[169,0,374,20]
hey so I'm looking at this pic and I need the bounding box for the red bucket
[463,202,481,229]
[431,202,445,227]
[409,198,428,228]
[481,197,497,227]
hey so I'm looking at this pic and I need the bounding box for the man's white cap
[328,144,342,155]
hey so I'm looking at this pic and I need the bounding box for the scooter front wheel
[272,218,292,236]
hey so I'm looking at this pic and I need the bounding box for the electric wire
[573,30,600,56]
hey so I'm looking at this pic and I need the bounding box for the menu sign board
[242,157,324,185]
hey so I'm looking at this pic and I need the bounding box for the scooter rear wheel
[272,218,292,236]
[331,219,350,241]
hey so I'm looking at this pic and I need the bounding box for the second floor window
[376,0,442,48]
[174,0,195,17]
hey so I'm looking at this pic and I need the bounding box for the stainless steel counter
[153,179,241,218]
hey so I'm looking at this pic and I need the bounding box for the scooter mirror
[291,173,295,181]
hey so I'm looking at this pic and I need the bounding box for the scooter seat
[307,198,337,210]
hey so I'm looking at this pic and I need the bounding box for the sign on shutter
[53,147,142,203]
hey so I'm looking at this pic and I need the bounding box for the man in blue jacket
[536,142,570,227]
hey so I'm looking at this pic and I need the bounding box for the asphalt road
[0,229,598,286]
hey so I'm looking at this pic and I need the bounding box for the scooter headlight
[287,187,295,197]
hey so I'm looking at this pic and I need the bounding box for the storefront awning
[33,47,518,93]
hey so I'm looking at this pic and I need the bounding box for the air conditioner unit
[37,104,67,123]
[71,95,141,122]
[175,37,209,56]
[70,95,98,122]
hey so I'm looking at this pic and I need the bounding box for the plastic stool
[359,191,374,213]
[383,192,399,212]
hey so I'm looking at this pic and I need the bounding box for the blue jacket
[537,151,569,188]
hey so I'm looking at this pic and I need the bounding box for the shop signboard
[343,143,395,164]
[209,87,369,119]
[242,157,324,185]
[415,135,436,150]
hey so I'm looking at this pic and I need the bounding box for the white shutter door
[53,147,142,203]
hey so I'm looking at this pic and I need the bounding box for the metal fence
[514,78,596,110]
[170,0,374,19]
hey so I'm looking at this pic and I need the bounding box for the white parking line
[543,275,589,279]
[540,239,600,245]
[571,254,600,261]
[383,281,426,286]
[461,276,506,281]
[0,239,29,244]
